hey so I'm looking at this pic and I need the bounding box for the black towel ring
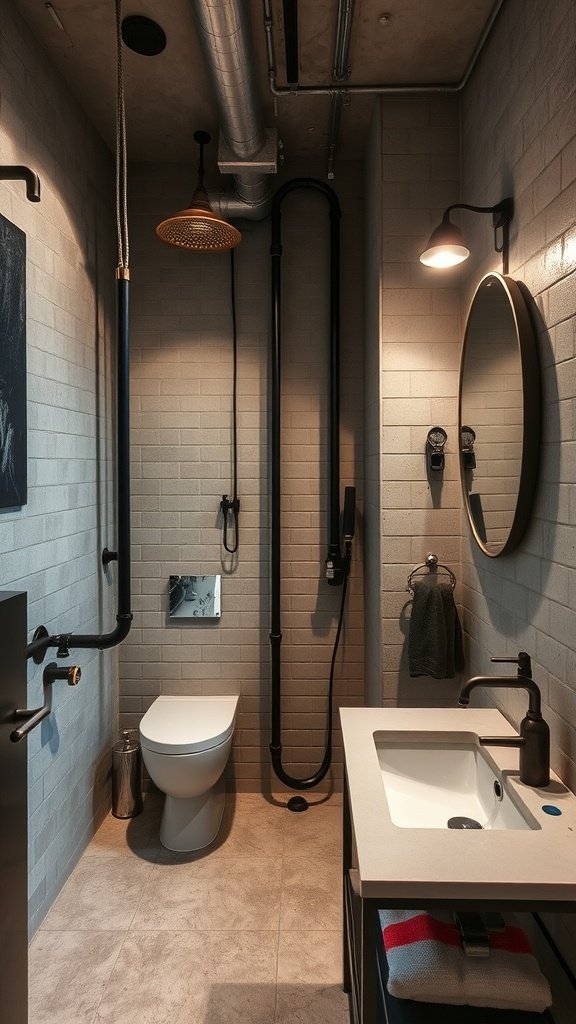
[406,552,456,594]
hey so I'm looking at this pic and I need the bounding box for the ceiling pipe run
[263,0,505,97]
[188,0,272,220]
[327,0,356,179]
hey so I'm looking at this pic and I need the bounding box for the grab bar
[10,705,50,743]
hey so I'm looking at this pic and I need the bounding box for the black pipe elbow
[0,165,41,202]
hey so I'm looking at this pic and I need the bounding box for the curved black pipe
[0,165,41,202]
[27,275,132,660]
[269,177,345,791]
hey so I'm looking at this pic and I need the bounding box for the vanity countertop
[340,706,576,903]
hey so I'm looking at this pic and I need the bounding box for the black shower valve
[220,494,240,516]
[43,662,82,687]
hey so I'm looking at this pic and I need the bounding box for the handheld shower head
[343,486,356,541]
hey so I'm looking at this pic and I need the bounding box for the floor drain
[447,816,483,829]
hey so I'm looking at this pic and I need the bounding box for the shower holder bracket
[102,547,118,567]
[218,128,278,174]
[31,625,50,665]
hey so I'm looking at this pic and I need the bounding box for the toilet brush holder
[112,730,143,818]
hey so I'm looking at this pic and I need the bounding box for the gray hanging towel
[408,578,464,679]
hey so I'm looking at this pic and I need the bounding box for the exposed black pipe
[220,249,240,554]
[269,178,350,793]
[0,165,41,202]
[27,273,132,660]
[327,185,342,584]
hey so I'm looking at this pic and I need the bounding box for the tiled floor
[29,792,349,1024]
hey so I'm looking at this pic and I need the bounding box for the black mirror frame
[458,272,541,558]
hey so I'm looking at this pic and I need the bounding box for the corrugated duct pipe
[188,0,272,220]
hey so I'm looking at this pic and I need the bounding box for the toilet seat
[139,695,238,755]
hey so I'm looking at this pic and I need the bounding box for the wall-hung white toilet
[139,695,238,852]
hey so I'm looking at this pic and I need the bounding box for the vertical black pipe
[328,196,341,568]
[269,178,343,789]
[270,208,283,754]
[116,273,131,619]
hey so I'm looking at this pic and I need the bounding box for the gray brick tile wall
[0,4,116,935]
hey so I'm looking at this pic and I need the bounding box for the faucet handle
[491,652,532,678]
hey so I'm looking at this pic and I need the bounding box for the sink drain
[447,816,483,829]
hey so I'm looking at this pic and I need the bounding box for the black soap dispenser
[426,426,447,472]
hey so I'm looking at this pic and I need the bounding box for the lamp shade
[420,218,470,268]
[156,185,241,251]
[156,131,242,252]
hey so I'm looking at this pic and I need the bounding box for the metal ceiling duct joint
[188,0,276,221]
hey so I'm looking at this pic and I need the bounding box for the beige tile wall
[0,4,116,933]
[460,0,576,791]
[371,96,464,706]
[120,160,365,791]
[458,0,576,1001]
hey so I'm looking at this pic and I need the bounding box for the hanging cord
[322,541,352,754]
[115,0,129,271]
[276,540,352,807]
[220,249,240,553]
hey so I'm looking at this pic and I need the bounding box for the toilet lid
[139,695,238,755]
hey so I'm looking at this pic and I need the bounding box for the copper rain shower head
[156,131,241,252]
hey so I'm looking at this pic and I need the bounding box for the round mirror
[459,272,540,557]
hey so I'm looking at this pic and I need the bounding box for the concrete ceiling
[14,0,498,167]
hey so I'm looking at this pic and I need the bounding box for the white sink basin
[376,733,534,830]
[339,707,576,903]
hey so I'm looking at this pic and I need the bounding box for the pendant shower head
[156,131,241,252]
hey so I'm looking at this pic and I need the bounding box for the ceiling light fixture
[419,198,514,271]
[156,131,241,252]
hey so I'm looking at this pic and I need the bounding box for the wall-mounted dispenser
[426,427,447,472]
[461,425,477,470]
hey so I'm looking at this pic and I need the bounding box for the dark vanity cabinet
[342,771,559,1024]
[0,592,29,1024]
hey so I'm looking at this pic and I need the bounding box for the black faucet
[458,653,550,788]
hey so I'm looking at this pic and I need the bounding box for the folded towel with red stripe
[379,910,552,1012]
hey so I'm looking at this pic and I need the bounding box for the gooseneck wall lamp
[420,197,514,272]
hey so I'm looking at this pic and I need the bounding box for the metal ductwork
[189,0,274,220]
